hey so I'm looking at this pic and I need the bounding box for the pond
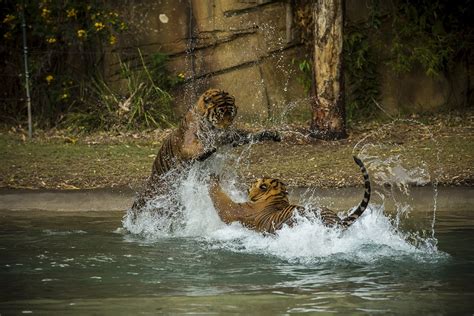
[0,187,473,315]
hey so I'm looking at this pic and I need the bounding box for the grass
[0,135,155,189]
[0,112,472,190]
[237,134,473,188]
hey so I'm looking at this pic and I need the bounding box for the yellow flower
[60,93,69,100]
[66,8,77,18]
[46,37,57,44]
[45,75,54,85]
[94,22,105,31]
[109,35,117,45]
[119,22,127,30]
[77,29,86,39]
[177,73,185,80]
[41,8,50,19]
[3,14,16,24]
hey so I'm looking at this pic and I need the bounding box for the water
[1,187,473,315]
[2,120,471,314]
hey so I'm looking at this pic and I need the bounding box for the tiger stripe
[338,156,371,228]
[131,88,280,219]
[131,89,237,214]
[211,156,372,234]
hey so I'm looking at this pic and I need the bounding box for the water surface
[0,187,473,314]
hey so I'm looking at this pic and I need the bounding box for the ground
[0,112,472,190]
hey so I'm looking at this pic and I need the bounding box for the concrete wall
[106,0,310,126]
[106,0,471,126]
[346,0,472,115]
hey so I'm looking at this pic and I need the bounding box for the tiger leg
[208,175,249,224]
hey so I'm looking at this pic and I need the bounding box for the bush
[1,0,127,126]
[1,1,181,131]
[61,50,180,133]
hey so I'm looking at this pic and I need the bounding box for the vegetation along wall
[1,0,472,129]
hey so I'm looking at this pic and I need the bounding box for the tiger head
[248,178,289,203]
[196,88,237,129]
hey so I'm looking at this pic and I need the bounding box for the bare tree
[310,0,346,140]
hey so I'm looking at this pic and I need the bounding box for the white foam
[205,205,442,264]
[122,154,444,263]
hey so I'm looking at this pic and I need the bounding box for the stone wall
[106,0,471,126]
[346,0,472,115]
[106,0,310,126]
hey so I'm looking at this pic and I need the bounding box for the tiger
[208,156,371,234]
[129,88,280,218]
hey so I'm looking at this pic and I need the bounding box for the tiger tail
[340,156,371,228]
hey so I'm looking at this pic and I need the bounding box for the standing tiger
[129,88,280,219]
[208,156,371,234]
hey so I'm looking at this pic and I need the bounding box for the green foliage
[61,50,180,133]
[343,10,382,123]
[0,0,126,126]
[149,52,184,90]
[292,58,312,94]
[389,0,472,77]
[0,1,183,132]
[343,0,473,121]
[292,0,382,123]
[292,0,473,122]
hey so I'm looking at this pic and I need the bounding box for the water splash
[352,119,442,247]
[122,154,228,238]
[206,205,443,264]
[123,137,445,263]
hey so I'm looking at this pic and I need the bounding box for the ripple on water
[42,229,87,236]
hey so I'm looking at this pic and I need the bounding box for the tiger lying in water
[130,88,280,218]
[208,156,371,234]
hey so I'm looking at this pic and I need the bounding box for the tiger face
[196,89,237,129]
[248,178,289,203]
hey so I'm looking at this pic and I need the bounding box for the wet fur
[130,88,280,218]
[209,156,371,234]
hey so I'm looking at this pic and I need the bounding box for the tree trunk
[310,0,346,140]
